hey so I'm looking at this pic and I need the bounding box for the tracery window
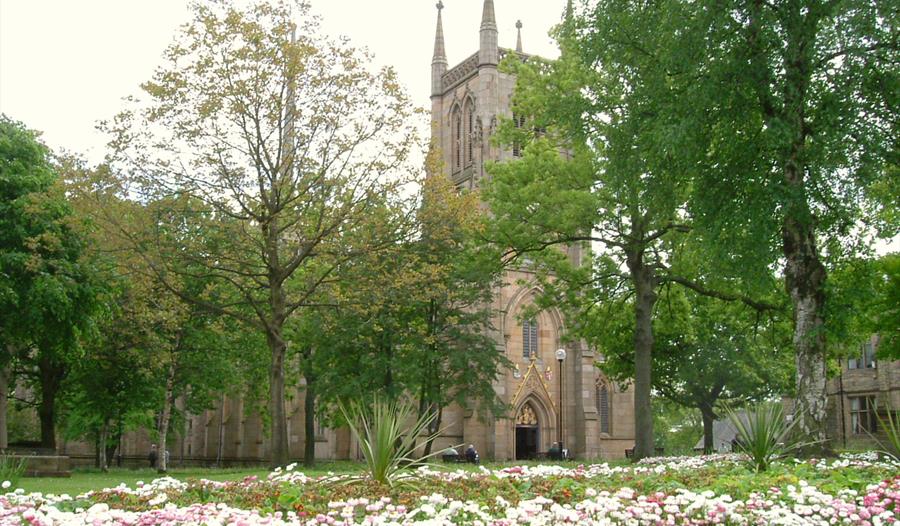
[522,318,538,359]
[451,105,462,172]
[596,377,611,434]
[512,113,526,157]
[465,99,475,166]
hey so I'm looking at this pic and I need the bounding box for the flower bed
[2,453,898,525]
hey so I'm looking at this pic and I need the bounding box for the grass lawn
[17,461,365,495]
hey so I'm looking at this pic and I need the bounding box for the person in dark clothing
[465,444,479,464]
[148,444,158,468]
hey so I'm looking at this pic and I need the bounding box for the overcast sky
[0,0,567,163]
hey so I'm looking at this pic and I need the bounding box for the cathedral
[421,0,635,460]
[55,0,635,465]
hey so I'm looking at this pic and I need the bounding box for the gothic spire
[481,0,497,31]
[515,20,523,53]
[431,1,448,96]
[479,0,499,65]
[432,1,447,65]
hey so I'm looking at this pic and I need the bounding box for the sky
[0,0,567,163]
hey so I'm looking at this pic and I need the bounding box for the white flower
[1,480,11,489]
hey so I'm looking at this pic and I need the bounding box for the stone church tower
[425,0,635,460]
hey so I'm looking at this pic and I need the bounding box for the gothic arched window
[522,318,538,359]
[465,99,475,166]
[596,377,611,434]
[451,105,462,172]
[512,113,526,157]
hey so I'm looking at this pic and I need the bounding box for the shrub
[727,402,808,472]
[338,395,443,487]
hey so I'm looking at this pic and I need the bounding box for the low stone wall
[8,455,71,478]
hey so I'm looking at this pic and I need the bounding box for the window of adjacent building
[848,341,876,369]
[849,395,878,434]
[596,378,611,434]
[522,318,538,359]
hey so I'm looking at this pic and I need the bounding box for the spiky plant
[727,402,809,472]
[339,395,445,487]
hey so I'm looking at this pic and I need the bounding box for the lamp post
[555,348,567,449]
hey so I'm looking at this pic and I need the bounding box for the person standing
[148,444,158,469]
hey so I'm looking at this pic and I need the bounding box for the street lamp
[555,348,567,451]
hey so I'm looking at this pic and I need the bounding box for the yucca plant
[339,395,446,487]
[0,454,27,489]
[727,402,808,472]
[872,405,900,461]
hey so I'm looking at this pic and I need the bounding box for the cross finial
[436,1,443,10]
[515,20,523,53]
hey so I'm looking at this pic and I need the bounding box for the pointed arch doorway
[515,402,540,460]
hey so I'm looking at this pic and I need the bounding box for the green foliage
[873,406,900,461]
[727,403,806,473]
[338,395,442,487]
[0,454,26,488]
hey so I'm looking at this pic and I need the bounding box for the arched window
[465,99,475,166]
[512,113,526,157]
[451,105,462,172]
[522,318,538,359]
[596,377,611,434]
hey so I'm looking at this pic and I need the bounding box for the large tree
[0,116,99,449]
[103,0,418,466]
[680,0,898,447]
[593,285,793,453]
[485,4,773,459]
[312,171,509,457]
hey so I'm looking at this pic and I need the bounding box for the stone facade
[424,0,635,461]
[825,335,899,449]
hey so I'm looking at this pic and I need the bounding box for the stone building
[420,0,635,461]
[55,0,635,466]
[826,335,900,449]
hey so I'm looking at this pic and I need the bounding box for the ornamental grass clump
[339,395,444,487]
[0,454,26,489]
[873,405,900,461]
[727,402,808,472]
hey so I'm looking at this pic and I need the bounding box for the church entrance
[515,403,540,460]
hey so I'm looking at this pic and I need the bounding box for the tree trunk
[157,359,177,473]
[216,393,227,467]
[37,354,63,450]
[0,359,9,449]
[783,215,828,452]
[423,405,442,457]
[98,420,109,472]
[267,329,289,468]
[700,406,715,454]
[303,373,316,467]
[629,257,657,460]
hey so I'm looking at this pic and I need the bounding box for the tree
[680,0,898,447]
[594,285,793,453]
[0,115,100,449]
[63,161,269,471]
[312,171,509,459]
[102,0,418,466]
[484,4,773,459]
